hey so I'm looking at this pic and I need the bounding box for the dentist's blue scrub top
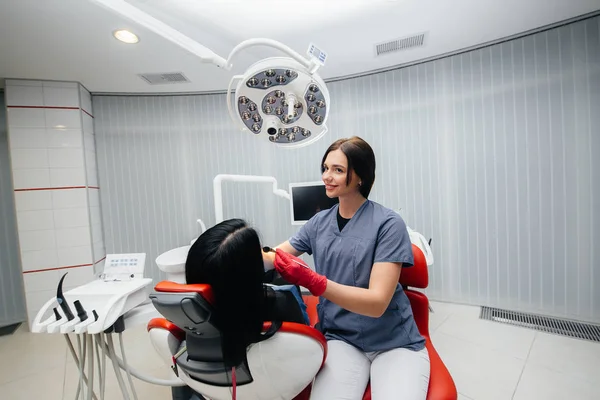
[289,200,425,352]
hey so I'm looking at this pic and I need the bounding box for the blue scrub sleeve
[288,215,316,255]
[374,213,414,267]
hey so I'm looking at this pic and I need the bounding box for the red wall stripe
[7,105,80,110]
[23,263,93,274]
[7,105,94,118]
[14,186,99,192]
[94,256,106,265]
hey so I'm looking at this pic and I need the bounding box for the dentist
[263,136,430,400]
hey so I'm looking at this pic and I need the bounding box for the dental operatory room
[1,1,600,399]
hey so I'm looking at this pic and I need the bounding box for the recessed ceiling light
[113,29,139,44]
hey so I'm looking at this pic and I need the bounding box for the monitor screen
[289,181,339,225]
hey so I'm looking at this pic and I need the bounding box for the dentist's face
[322,149,361,198]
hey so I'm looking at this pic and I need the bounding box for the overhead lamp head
[89,0,331,148]
[229,57,329,149]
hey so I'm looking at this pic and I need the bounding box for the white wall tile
[47,129,82,148]
[87,168,98,187]
[53,208,89,229]
[21,249,59,271]
[91,223,103,245]
[49,168,85,187]
[88,189,100,207]
[51,188,87,209]
[44,109,81,129]
[89,206,102,227]
[48,148,84,168]
[6,79,42,87]
[80,86,93,116]
[11,148,49,169]
[85,149,97,171]
[42,81,78,88]
[7,108,45,128]
[83,133,95,152]
[17,210,55,231]
[57,246,93,267]
[8,128,47,149]
[5,85,44,107]
[12,169,51,189]
[23,269,61,292]
[18,229,56,252]
[82,113,94,135]
[56,227,90,248]
[15,190,52,211]
[93,249,105,276]
[62,265,95,290]
[93,242,105,260]
[94,259,105,274]
[43,87,79,108]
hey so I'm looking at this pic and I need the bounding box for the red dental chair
[302,243,457,400]
[147,243,456,400]
[147,281,327,400]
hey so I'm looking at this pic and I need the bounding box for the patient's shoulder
[264,286,307,324]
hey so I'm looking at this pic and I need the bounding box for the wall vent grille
[375,33,426,56]
[138,72,190,85]
[480,306,600,342]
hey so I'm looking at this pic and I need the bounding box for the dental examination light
[89,0,330,148]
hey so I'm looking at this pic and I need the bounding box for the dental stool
[303,244,458,400]
[147,281,327,400]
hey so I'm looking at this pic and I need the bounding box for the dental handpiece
[57,272,75,321]
[74,300,88,322]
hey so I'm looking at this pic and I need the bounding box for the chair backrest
[150,281,327,400]
[398,244,430,337]
[150,281,256,386]
[399,243,428,289]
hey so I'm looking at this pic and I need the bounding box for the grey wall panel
[93,16,600,323]
[0,92,27,326]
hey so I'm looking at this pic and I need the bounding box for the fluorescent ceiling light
[113,29,139,43]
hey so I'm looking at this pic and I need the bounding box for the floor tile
[435,313,536,360]
[431,331,525,400]
[526,331,600,384]
[0,365,64,400]
[513,362,598,400]
[0,328,67,385]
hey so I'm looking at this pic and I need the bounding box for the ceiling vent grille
[138,72,190,85]
[375,33,427,56]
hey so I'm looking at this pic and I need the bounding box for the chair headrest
[398,244,428,289]
[155,281,215,305]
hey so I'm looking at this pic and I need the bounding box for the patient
[185,218,308,368]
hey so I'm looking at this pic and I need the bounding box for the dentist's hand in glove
[273,249,328,297]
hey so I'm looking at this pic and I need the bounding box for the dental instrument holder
[31,253,152,334]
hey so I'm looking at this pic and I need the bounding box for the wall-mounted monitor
[289,181,339,225]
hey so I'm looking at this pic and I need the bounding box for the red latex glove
[273,249,327,296]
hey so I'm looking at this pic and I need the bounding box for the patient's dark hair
[185,218,266,368]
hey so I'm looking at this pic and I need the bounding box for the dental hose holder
[31,272,152,334]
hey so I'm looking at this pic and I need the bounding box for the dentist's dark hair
[321,136,376,198]
[185,218,266,368]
